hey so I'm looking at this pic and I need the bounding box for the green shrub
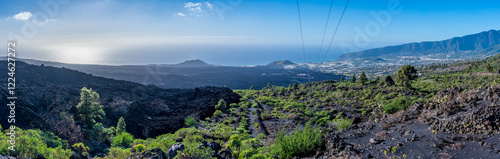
[213,110,223,118]
[43,146,73,159]
[215,99,227,110]
[230,103,238,108]
[133,144,146,153]
[149,137,176,153]
[272,122,322,158]
[174,127,200,139]
[72,143,90,155]
[239,148,258,159]
[252,102,259,108]
[257,134,266,139]
[382,97,411,114]
[100,148,132,159]
[0,128,73,159]
[331,118,352,131]
[185,116,197,127]
[111,132,134,148]
[177,146,215,159]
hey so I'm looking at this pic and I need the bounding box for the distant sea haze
[22,44,349,66]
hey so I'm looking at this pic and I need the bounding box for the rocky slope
[318,85,500,158]
[0,61,241,142]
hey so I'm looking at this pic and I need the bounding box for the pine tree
[340,77,344,82]
[76,87,105,129]
[350,75,356,83]
[249,85,254,90]
[395,65,418,89]
[292,82,298,90]
[116,117,126,134]
[359,72,367,84]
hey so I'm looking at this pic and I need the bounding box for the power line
[296,0,311,82]
[317,0,335,62]
[296,0,306,63]
[323,0,350,62]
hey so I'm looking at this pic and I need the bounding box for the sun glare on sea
[49,43,111,65]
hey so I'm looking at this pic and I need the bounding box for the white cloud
[185,2,202,13]
[205,2,214,10]
[12,11,33,20]
[184,2,202,8]
[174,12,186,17]
[179,1,216,17]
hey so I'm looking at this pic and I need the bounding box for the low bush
[111,132,134,148]
[272,122,322,158]
[382,97,411,114]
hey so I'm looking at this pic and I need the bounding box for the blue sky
[1,0,500,65]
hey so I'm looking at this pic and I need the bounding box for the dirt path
[247,107,260,138]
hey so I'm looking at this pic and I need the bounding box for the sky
[1,0,500,65]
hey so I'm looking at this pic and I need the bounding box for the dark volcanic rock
[128,148,166,159]
[125,86,240,138]
[430,85,500,135]
[0,155,16,159]
[208,141,222,152]
[217,149,234,159]
[167,143,185,159]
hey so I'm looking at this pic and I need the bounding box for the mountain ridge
[338,29,500,60]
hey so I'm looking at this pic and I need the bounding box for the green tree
[359,72,367,84]
[350,74,356,83]
[292,82,298,90]
[116,117,126,135]
[249,85,254,90]
[215,99,227,110]
[76,87,105,129]
[486,63,493,72]
[340,77,344,82]
[395,65,418,88]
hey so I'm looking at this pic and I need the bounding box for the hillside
[173,59,211,67]
[266,60,295,67]
[338,30,500,61]
[0,61,241,141]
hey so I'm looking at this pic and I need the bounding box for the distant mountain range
[338,29,500,61]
